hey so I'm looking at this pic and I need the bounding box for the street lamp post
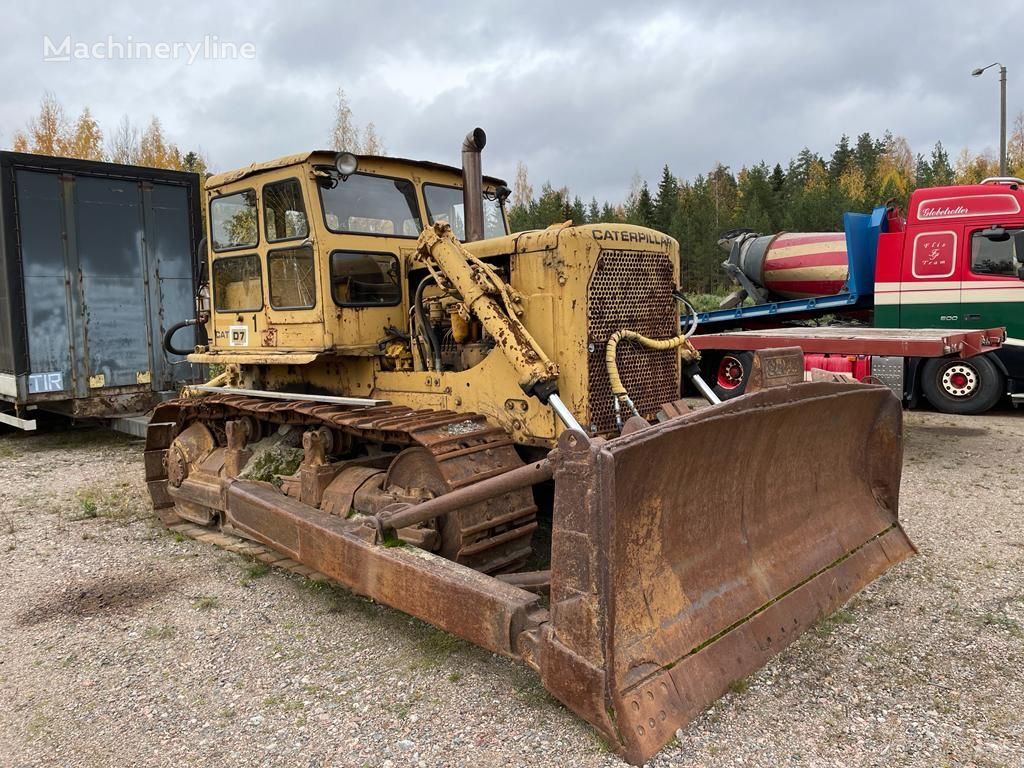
[972,62,1008,176]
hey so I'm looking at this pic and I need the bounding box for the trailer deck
[689,326,1005,359]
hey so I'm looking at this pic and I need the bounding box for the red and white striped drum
[760,233,849,298]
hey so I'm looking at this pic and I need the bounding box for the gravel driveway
[0,408,1022,768]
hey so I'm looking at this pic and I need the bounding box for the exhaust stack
[461,127,486,242]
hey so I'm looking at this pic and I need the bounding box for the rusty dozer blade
[534,381,914,765]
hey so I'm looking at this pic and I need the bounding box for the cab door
[897,224,965,328]
[959,224,1024,338]
[259,177,324,350]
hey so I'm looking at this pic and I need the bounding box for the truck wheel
[920,355,1004,415]
[712,352,754,401]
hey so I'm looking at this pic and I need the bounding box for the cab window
[319,173,421,237]
[213,254,262,311]
[264,179,309,242]
[423,183,507,240]
[211,190,258,251]
[330,251,401,306]
[971,228,1023,276]
[268,245,316,309]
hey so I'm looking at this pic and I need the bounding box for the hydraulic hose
[414,275,442,372]
[605,330,701,428]
[163,318,201,357]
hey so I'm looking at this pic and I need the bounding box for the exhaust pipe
[461,127,486,242]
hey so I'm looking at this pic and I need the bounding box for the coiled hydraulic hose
[604,293,720,429]
[605,330,701,428]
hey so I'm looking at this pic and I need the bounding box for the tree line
[5,88,386,178]
[10,91,209,175]
[8,91,1024,295]
[510,122,1024,294]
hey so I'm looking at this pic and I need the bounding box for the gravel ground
[0,408,1022,768]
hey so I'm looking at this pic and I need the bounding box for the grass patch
[240,559,270,585]
[414,628,469,669]
[263,695,303,712]
[0,442,18,459]
[511,667,559,709]
[192,595,219,611]
[728,677,751,695]
[70,482,149,524]
[447,671,462,683]
[812,607,856,638]
[78,496,98,519]
[145,624,177,640]
[981,612,1023,637]
[26,710,48,738]
[685,292,733,313]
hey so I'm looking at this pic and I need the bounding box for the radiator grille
[587,250,679,435]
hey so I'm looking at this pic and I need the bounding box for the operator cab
[201,150,511,359]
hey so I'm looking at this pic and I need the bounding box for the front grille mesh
[587,250,679,435]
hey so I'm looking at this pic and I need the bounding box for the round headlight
[335,152,359,176]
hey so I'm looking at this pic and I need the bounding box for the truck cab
[875,179,1024,334]
[874,178,1024,404]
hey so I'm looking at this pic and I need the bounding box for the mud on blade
[535,382,914,765]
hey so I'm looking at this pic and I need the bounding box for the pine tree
[829,134,853,179]
[653,164,679,233]
[587,197,600,223]
[914,153,933,188]
[930,141,955,186]
[570,196,586,225]
[627,182,655,227]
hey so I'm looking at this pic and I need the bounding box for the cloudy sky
[3,1,1021,201]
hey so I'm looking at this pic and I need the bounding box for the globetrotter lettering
[920,205,968,218]
[916,193,1021,220]
[592,229,672,247]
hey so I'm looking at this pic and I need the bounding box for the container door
[14,170,75,398]
[74,176,152,390]
[143,183,197,389]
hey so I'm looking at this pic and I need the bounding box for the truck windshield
[423,184,507,240]
[319,173,422,237]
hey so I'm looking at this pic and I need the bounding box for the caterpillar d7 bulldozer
[149,128,914,764]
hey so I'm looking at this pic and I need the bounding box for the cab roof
[205,150,507,191]
[906,180,1024,226]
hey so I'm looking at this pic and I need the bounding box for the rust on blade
[536,382,913,765]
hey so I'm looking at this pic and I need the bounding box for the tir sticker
[912,231,957,279]
[27,371,64,393]
[228,325,249,347]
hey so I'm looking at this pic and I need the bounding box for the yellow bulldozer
[150,128,914,764]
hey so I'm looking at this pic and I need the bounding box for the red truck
[690,177,1022,414]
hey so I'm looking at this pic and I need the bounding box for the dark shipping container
[0,151,203,429]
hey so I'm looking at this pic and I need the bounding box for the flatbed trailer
[690,326,1004,359]
[691,325,1007,414]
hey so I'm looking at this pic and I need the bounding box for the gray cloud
[2,0,1021,203]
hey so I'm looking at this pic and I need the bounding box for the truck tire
[920,354,1004,415]
[712,352,754,401]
